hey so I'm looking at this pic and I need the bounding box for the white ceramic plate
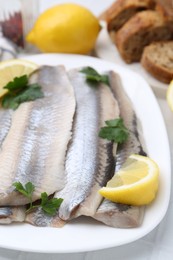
[95,22,168,96]
[0,54,171,253]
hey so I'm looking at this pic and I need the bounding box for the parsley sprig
[80,67,110,86]
[13,182,63,216]
[1,75,44,110]
[99,118,129,144]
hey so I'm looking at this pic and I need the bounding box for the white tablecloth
[0,0,172,259]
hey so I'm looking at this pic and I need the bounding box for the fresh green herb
[13,182,63,216]
[80,67,109,86]
[41,192,63,216]
[13,182,35,210]
[99,118,129,144]
[1,75,44,110]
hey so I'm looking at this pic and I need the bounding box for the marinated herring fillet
[26,207,65,227]
[93,71,146,228]
[26,68,119,227]
[55,68,120,221]
[0,206,26,224]
[0,65,76,206]
[0,108,26,224]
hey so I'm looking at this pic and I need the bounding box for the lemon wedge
[0,59,38,98]
[166,80,173,112]
[99,154,159,205]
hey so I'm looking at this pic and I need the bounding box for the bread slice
[155,0,173,21]
[99,0,155,31]
[115,10,173,63]
[141,41,173,83]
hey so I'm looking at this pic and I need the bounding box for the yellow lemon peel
[27,3,100,54]
[99,154,159,206]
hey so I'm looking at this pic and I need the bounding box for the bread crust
[155,0,173,21]
[115,10,173,63]
[141,41,173,83]
[99,0,155,31]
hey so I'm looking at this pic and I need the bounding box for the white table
[0,0,173,259]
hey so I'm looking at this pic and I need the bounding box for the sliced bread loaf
[155,0,173,21]
[141,41,173,83]
[114,10,173,63]
[99,0,155,31]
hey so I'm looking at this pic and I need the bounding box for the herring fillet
[0,206,26,224]
[27,68,119,227]
[93,71,146,228]
[0,109,26,224]
[0,65,75,206]
[25,207,65,227]
[0,108,13,146]
[53,68,120,221]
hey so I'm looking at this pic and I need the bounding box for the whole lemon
[26,3,100,54]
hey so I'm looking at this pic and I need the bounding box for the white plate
[95,23,168,96]
[0,54,171,253]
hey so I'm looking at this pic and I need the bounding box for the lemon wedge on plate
[166,80,173,112]
[99,154,159,206]
[0,59,38,98]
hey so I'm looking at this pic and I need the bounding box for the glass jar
[0,0,40,54]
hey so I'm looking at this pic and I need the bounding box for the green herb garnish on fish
[1,75,44,110]
[99,118,129,144]
[13,182,63,216]
[80,67,110,86]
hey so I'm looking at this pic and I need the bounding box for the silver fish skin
[0,108,13,147]
[0,108,26,224]
[0,206,25,224]
[93,71,146,228]
[53,68,120,222]
[0,65,76,206]
[109,71,147,171]
[25,207,65,227]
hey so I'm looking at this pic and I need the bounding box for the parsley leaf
[13,181,35,199]
[4,75,28,92]
[1,75,44,110]
[80,67,109,86]
[99,118,129,144]
[13,182,63,216]
[41,192,63,216]
[13,181,35,210]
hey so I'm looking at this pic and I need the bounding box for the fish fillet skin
[93,71,146,228]
[25,207,65,227]
[0,206,25,224]
[0,108,13,147]
[52,68,120,222]
[0,65,76,206]
[0,110,26,224]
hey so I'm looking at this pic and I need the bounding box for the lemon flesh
[0,59,38,98]
[26,3,100,54]
[166,80,173,112]
[99,154,159,206]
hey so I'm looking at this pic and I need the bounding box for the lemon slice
[166,80,173,112]
[0,59,38,98]
[99,154,159,205]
